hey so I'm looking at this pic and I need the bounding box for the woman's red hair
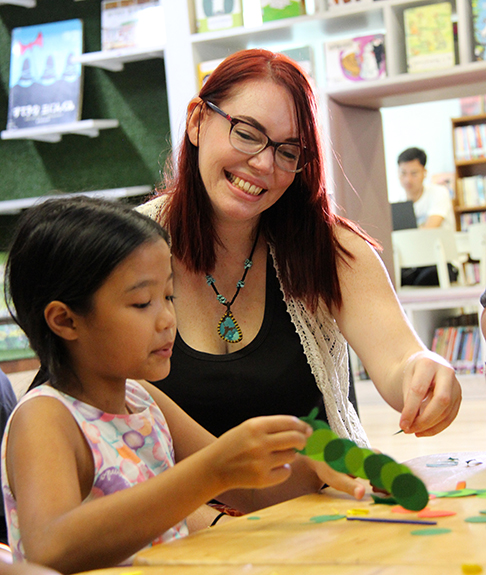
[154,49,376,312]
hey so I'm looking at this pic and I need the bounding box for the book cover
[101,0,165,51]
[195,0,243,33]
[404,2,455,74]
[7,19,83,131]
[261,0,305,23]
[459,95,484,116]
[324,34,386,85]
[197,57,225,89]
[472,0,486,61]
[280,45,315,85]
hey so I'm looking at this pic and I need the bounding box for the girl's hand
[399,350,462,436]
[210,415,313,490]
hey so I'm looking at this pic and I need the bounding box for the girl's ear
[187,97,204,147]
[44,301,79,341]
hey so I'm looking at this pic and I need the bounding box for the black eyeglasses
[205,101,308,173]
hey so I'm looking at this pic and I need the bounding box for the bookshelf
[452,113,486,230]
[0,0,35,6]
[73,46,165,72]
[0,119,119,143]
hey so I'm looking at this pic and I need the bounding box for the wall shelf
[0,0,35,6]
[0,185,151,215]
[1,119,119,143]
[73,46,165,72]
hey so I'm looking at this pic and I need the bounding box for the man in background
[397,147,457,285]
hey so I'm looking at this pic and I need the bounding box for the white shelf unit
[73,46,165,72]
[1,119,119,143]
[162,0,484,278]
[0,0,35,6]
[0,185,152,215]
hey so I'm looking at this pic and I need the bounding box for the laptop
[391,201,417,231]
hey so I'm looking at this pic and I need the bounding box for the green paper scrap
[410,528,452,536]
[371,494,398,505]
[299,409,429,511]
[444,489,479,498]
[480,511,486,514]
[309,514,346,523]
[464,516,486,523]
[247,516,261,520]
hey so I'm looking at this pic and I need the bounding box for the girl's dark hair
[154,48,378,312]
[5,196,168,389]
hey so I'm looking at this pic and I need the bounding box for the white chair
[392,228,465,289]
[467,222,486,286]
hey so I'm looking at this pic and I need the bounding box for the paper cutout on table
[431,489,483,498]
[299,408,429,511]
[411,527,452,536]
[418,508,456,518]
[461,564,483,575]
[391,505,415,514]
[309,514,346,523]
[464,516,486,523]
[347,508,370,516]
[456,481,467,490]
[480,510,486,514]
[371,494,397,505]
[247,516,261,520]
[426,457,459,468]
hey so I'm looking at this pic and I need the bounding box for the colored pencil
[346,517,437,526]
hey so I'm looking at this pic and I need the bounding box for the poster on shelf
[195,0,243,33]
[472,0,486,61]
[324,34,386,85]
[260,0,305,23]
[197,57,225,89]
[6,19,83,131]
[101,0,165,50]
[403,2,455,73]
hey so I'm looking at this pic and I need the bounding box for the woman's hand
[399,350,462,436]
[306,458,366,500]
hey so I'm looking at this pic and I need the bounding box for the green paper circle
[309,514,346,523]
[381,462,411,493]
[464,516,486,523]
[324,438,355,473]
[364,453,394,489]
[391,473,429,511]
[410,528,452,536]
[345,447,374,479]
[305,428,338,460]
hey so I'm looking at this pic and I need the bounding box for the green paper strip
[464,516,486,523]
[309,514,346,523]
[411,528,452,536]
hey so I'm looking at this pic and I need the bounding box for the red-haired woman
[138,48,461,492]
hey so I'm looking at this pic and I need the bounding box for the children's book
[195,0,243,33]
[403,2,455,73]
[260,0,305,23]
[197,57,225,89]
[101,0,165,51]
[6,19,83,131]
[324,34,386,85]
[472,0,486,61]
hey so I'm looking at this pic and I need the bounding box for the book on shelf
[197,57,225,89]
[194,0,243,33]
[403,2,455,74]
[6,19,84,131]
[454,123,486,161]
[472,0,486,61]
[324,34,386,85]
[101,0,165,51]
[431,316,482,374]
[460,211,486,230]
[280,46,315,86]
[260,0,305,23]
[459,95,485,116]
[457,175,486,207]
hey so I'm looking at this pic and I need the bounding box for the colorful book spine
[404,2,455,73]
[472,0,486,61]
[195,0,243,33]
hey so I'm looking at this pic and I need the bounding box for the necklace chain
[205,228,260,343]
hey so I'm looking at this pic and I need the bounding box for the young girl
[0,197,330,574]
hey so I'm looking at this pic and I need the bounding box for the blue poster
[7,19,83,130]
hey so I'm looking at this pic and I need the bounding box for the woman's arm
[7,395,311,573]
[331,226,461,436]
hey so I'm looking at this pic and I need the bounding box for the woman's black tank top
[152,255,327,437]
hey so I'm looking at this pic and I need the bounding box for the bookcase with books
[452,113,486,231]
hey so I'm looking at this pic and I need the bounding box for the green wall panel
[0,0,170,201]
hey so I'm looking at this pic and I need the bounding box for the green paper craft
[299,409,429,511]
[371,494,398,505]
[464,516,486,523]
[309,514,346,523]
[410,528,452,536]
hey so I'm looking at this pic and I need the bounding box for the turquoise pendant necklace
[205,229,260,344]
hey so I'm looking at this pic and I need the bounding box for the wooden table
[132,452,486,574]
